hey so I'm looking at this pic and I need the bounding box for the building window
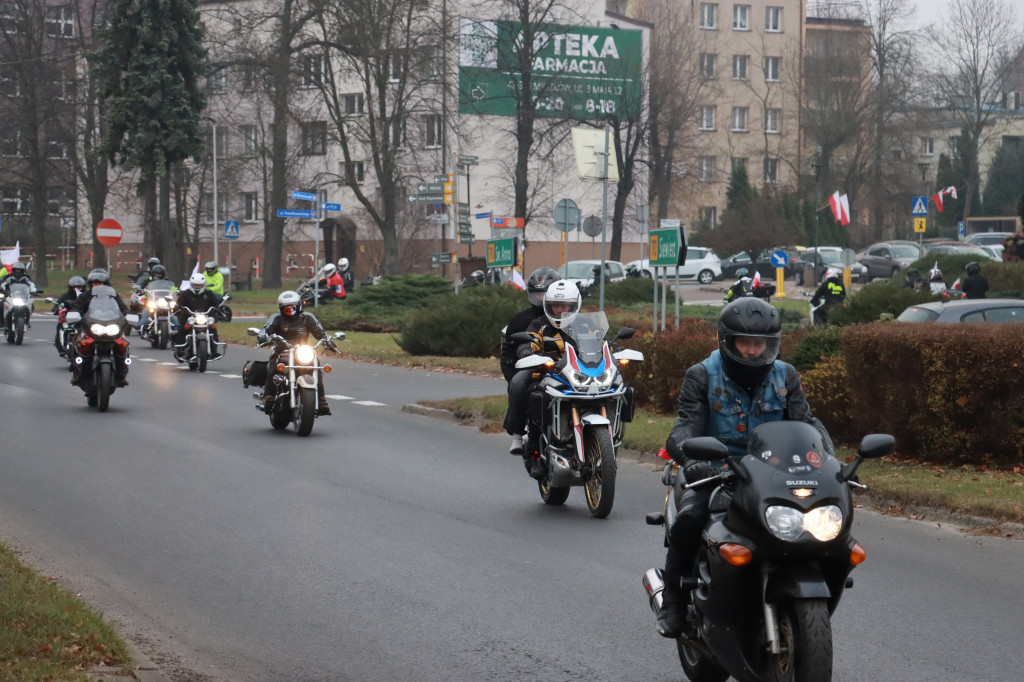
[765,108,781,133]
[764,56,781,81]
[766,6,782,32]
[45,5,74,38]
[387,53,403,82]
[205,126,227,158]
[949,137,960,159]
[201,192,228,223]
[342,160,365,184]
[699,3,717,29]
[241,125,258,155]
[1,4,22,35]
[921,137,934,156]
[47,187,72,216]
[241,65,258,91]
[301,121,327,155]
[699,206,717,228]
[763,157,778,183]
[733,4,749,30]
[300,54,325,88]
[731,106,748,132]
[699,53,717,79]
[699,156,715,182]
[389,119,405,148]
[46,131,70,159]
[1,130,25,157]
[731,157,747,172]
[2,187,26,214]
[733,55,748,80]
[0,69,20,97]
[243,192,260,222]
[344,93,364,115]
[700,106,716,130]
[209,69,228,93]
[425,113,442,148]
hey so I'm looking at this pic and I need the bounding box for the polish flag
[751,270,761,289]
[827,191,851,225]
[932,186,958,213]
[828,191,842,222]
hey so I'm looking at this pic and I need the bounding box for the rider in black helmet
[654,298,834,639]
[961,261,988,299]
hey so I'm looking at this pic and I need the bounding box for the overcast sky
[913,0,1023,28]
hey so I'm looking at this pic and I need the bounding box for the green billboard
[459,18,643,121]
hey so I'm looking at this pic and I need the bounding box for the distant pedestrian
[961,262,989,299]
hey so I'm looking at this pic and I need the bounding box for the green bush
[982,261,1024,296]
[590,278,681,310]
[314,274,454,331]
[619,319,718,414]
[909,253,978,281]
[396,285,523,357]
[788,325,843,372]
[830,280,935,325]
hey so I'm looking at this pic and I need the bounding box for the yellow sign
[914,217,927,233]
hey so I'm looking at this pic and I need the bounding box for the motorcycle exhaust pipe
[642,568,666,616]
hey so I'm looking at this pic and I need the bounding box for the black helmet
[906,268,919,278]
[86,268,110,287]
[526,267,559,306]
[151,264,166,278]
[966,261,980,276]
[717,298,781,390]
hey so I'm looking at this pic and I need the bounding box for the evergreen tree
[725,163,757,211]
[982,142,1024,216]
[94,0,207,277]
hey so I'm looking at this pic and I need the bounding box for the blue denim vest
[701,350,789,458]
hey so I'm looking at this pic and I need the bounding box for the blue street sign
[475,211,492,219]
[322,202,341,212]
[292,191,317,201]
[770,250,788,268]
[277,209,313,218]
[911,196,928,216]
[224,220,239,239]
[958,221,966,236]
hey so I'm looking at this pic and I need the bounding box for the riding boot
[656,576,689,638]
[318,397,332,416]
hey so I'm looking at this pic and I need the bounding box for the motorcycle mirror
[45,297,56,303]
[65,311,82,324]
[333,331,346,341]
[222,294,231,302]
[858,433,896,460]
[125,314,140,328]
[616,327,635,340]
[247,327,260,336]
[35,289,44,295]
[681,436,730,462]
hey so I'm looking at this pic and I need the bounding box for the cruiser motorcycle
[175,294,230,372]
[243,328,346,437]
[140,284,176,349]
[642,422,895,682]
[510,311,643,518]
[65,286,139,412]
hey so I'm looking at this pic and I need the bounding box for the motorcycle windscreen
[564,312,610,367]
[745,421,832,472]
[85,287,126,325]
[7,282,31,299]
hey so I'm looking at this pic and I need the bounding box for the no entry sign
[96,219,123,247]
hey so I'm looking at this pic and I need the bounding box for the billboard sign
[459,19,643,121]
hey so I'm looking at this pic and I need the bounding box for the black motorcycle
[175,296,229,373]
[643,422,895,682]
[65,286,139,412]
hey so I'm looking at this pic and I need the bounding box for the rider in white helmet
[337,257,354,290]
[173,273,222,359]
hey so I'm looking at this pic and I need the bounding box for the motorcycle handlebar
[683,470,733,491]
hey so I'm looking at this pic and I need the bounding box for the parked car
[896,299,1024,323]
[555,260,627,289]
[964,231,1012,247]
[922,241,997,259]
[623,247,722,284]
[979,244,1004,261]
[859,240,922,280]
[794,247,869,285]
[719,247,804,280]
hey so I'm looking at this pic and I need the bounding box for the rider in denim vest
[655,298,834,639]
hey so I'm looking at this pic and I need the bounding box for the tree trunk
[160,167,184,280]
[262,0,294,289]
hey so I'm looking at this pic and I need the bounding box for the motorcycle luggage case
[242,360,268,388]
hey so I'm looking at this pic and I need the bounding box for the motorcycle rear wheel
[678,641,729,682]
[763,599,832,682]
[295,389,316,436]
[14,317,24,345]
[96,364,112,413]
[158,320,169,349]
[538,481,570,505]
[582,427,616,518]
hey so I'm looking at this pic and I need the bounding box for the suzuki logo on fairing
[786,480,819,487]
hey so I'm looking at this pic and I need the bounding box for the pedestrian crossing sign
[911,196,928,216]
[224,220,239,239]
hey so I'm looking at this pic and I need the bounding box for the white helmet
[338,257,350,272]
[824,267,840,280]
[322,263,337,277]
[277,290,302,316]
[543,280,581,329]
[189,272,207,293]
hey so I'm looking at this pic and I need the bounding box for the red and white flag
[827,191,851,226]
[751,270,761,289]
[932,186,958,213]
[0,241,20,267]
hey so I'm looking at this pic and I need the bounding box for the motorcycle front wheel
[197,344,208,372]
[96,363,112,413]
[763,599,832,682]
[295,388,316,436]
[14,316,24,345]
[582,426,616,518]
[158,319,169,349]
[148,324,159,348]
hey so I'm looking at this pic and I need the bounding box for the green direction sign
[649,227,682,267]
[417,182,445,193]
[486,237,516,267]
[459,19,643,121]
[410,194,444,203]
[431,252,455,265]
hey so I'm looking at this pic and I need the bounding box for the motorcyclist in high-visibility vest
[810,268,846,325]
[204,262,225,297]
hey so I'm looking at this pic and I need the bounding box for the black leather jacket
[176,289,221,317]
[261,311,331,352]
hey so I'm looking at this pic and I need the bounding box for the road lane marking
[220,374,242,379]
[326,394,352,400]
[353,400,385,406]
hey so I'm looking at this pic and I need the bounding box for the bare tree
[927,0,1022,220]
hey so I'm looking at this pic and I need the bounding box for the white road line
[159,362,178,366]
[353,400,385,406]
[220,374,242,378]
[136,358,158,362]
[325,394,353,400]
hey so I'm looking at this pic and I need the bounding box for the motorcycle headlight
[765,504,844,542]
[194,313,208,325]
[295,345,316,364]
[157,299,169,309]
[89,323,120,337]
[147,300,156,310]
[11,298,25,306]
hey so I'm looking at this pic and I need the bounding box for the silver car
[624,247,722,284]
[859,241,922,280]
[897,299,1024,323]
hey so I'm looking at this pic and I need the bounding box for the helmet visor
[544,298,580,323]
[721,332,780,368]
[281,304,298,316]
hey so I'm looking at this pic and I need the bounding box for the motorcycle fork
[570,405,611,464]
[761,567,783,654]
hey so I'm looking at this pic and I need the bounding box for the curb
[400,403,461,422]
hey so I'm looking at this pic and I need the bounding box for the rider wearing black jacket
[961,262,988,299]
[52,276,86,353]
[173,273,222,357]
[66,270,131,387]
[258,290,337,415]
[66,270,129,316]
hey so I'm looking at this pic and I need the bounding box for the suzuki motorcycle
[65,286,139,412]
[175,295,230,373]
[243,328,346,437]
[45,297,79,361]
[642,422,895,682]
[510,311,643,518]
[2,282,40,345]
[140,285,176,349]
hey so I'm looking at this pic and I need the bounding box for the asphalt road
[1,322,1022,682]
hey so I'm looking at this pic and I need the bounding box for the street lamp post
[202,116,219,267]
[918,162,930,247]
[811,161,822,282]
